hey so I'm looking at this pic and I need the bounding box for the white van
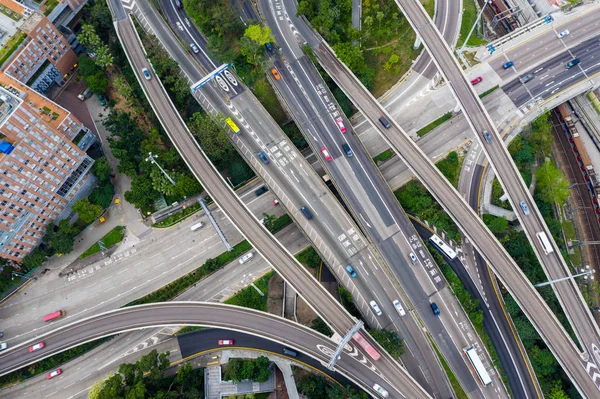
[392,299,406,316]
[190,222,204,232]
[239,252,254,264]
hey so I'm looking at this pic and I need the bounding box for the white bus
[536,232,554,255]
[429,234,457,260]
[464,347,492,386]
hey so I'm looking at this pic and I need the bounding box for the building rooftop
[0,85,20,127]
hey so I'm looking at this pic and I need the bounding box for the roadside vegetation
[297,373,368,398]
[416,112,453,137]
[89,349,204,398]
[80,226,125,259]
[297,0,434,97]
[224,271,274,311]
[153,202,202,227]
[456,0,487,48]
[223,356,271,382]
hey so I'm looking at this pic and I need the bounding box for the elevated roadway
[386,0,600,395]
[0,303,404,397]
[102,5,432,397]
[314,37,600,395]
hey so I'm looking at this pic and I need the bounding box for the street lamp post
[534,266,595,288]
[146,152,176,185]
[12,271,33,281]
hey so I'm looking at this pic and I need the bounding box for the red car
[471,76,483,85]
[46,369,62,379]
[29,342,45,352]
[218,339,234,345]
[335,117,347,133]
[320,147,332,162]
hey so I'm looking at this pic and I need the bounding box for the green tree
[73,198,103,224]
[92,157,112,183]
[244,24,274,45]
[535,160,569,206]
[311,317,333,336]
[188,112,232,161]
[369,329,404,358]
[125,174,161,210]
[332,42,367,76]
[85,71,109,93]
[261,213,277,230]
[483,214,508,234]
[547,381,570,399]
[78,24,113,67]
[78,54,100,78]
[529,112,553,156]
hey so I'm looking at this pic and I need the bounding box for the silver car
[373,383,389,398]
[519,200,530,215]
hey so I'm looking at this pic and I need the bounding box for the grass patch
[267,213,293,234]
[561,220,581,264]
[0,32,26,66]
[253,76,287,125]
[225,271,274,311]
[295,246,321,268]
[436,151,462,188]
[176,326,205,335]
[417,112,453,137]
[0,337,111,389]
[373,149,395,164]
[431,339,469,399]
[80,226,125,259]
[456,0,488,48]
[0,4,22,21]
[153,203,202,227]
[479,85,499,99]
[43,0,59,15]
[124,241,252,306]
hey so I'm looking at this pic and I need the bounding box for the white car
[238,252,254,264]
[142,68,151,80]
[392,299,406,316]
[0,342,7,351]
[369,300,382,316]
[373,383,389,398]
[409,253,417,263]
[558,29,570,38]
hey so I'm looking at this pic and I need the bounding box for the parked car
[346,265,357,278]
[46,369,62,379]
[373,383,389,398]
[335,117,347,133]
[370,300,382,316]
[502,61,514,69]
[258,151,270,164]
[142,68,151,80]
[430,302,440,316]
[271,68,281,80]
[471,76,483,85]
[320,147,332,162]
[29,342,45,352]
[218,339,234,345]
[519,200,530,215]
[190,43,199,54]
[97,94,107,106]
[558,29,570,38]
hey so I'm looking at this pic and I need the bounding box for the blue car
[502,61,514,69]
[346,265,357,278]
[431,302,440,316]
[258,152,269,164]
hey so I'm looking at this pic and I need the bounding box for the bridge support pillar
[327,320,364,370]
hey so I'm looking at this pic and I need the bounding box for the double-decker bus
[429,234,457,260]
[536,232,554,255]
[43,310,65,322]
[225,117,241,134]
[352,332,380,360]
[464,347,492,386]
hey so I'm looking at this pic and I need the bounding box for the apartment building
[0,75,93,261]
[0,1,95,261]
